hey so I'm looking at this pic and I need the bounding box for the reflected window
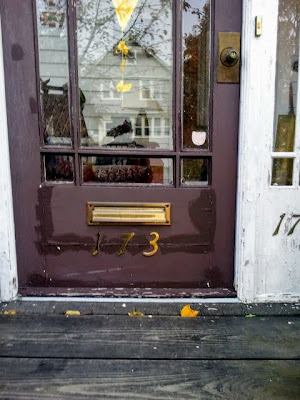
[273,0,299,152]
[45,154,74,182]
[183,0,211,150]
[36,0,72,146]
[76,0,173,150]
[36,0,214,186]
[82,156,173,185]
[272,0,299,186]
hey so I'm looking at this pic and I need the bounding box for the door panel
[1,0,241,297]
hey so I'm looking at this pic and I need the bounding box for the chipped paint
[236,0,300,303]
[0,19,18,301]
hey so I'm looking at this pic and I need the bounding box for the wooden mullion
[78,149,178,157]
[179,150,213,157]
[67,0,80,185]
[174,0,183,188]
[31,0,45,149]
[39,149,213,157]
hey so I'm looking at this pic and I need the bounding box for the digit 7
[117,232,135,256]
[288,215,300,236]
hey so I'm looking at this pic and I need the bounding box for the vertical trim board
[236,0,300,302]
[0,16,18,301]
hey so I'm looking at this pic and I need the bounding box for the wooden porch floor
[0,301,299,399]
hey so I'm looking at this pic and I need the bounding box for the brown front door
[1,0,241,297]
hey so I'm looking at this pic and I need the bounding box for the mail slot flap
[87,202,171,225]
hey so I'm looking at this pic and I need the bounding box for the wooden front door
[1,0,241,298]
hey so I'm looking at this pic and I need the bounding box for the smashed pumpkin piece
[116,80,132,93]
[121,59,126,72]
[2,310,16,315]
[128,311,145,317]
[65,310,81,316]
[116,40,129,56]
[180,305,199,318]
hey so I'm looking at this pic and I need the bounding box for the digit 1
[272,213,286,236]
[117,232,135,256]
[92,232,102,256]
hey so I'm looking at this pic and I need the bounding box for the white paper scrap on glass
[192,131,206,146]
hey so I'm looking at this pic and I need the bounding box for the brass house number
[88,203,169,257]
[93,231,160,257]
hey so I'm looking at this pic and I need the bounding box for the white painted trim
[0,17,18,302]
[235,0,279,303]
[235,0,256,302]
[295,27,300,182]
[19,296,241,304]
[236,0,300,303]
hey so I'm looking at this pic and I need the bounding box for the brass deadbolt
[220,47,240,67]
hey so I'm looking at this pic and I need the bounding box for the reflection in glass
[183,0,210,149]
[271,158,294,186]
[76,0,173,149]
[181,158,209,185]
[45,154,74,182]
[82,157,173,185]
[36,0,72,146]
[274,0,299,152]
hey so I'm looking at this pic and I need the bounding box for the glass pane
[181,158,209,185]
[77,0,173,150]
[273,0,299,152]
[82,157,173,185]
[183,0,210,149]
[36,0,72,146]
[271,158,294,186]
[45,154,74,182]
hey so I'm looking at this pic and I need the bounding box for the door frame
[0,0,299,302]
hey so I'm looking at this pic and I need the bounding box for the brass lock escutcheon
[217,32,241,83]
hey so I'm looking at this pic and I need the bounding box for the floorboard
[0,305,299,399]
[0,358,299,400]
[0,315,299,360]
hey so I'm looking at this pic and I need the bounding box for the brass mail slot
[87,202,171,226]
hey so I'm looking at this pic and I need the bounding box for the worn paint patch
[35,187,94,256]
[29,97,38,114]
[11,44,24,61]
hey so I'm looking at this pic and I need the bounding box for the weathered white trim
[236,0,300,303]
[0,17,18,302]
[19,296,241,304]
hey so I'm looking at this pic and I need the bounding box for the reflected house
[79,38,173,184]
[39,31,173,184]
[79,38,172,150]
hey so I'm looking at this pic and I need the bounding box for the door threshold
[18,296,240,304]
[18,287,237,298]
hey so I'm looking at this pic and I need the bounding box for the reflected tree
[183,1,210,148]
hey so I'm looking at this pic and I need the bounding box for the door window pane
[273,0,299,152]
[44,154,74,182]
[77,0,173,150]
[82,156,173,185]
[271,158,294,186]
[36,0,72,146]
[183,0,210,149]
[181,158,209,186]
